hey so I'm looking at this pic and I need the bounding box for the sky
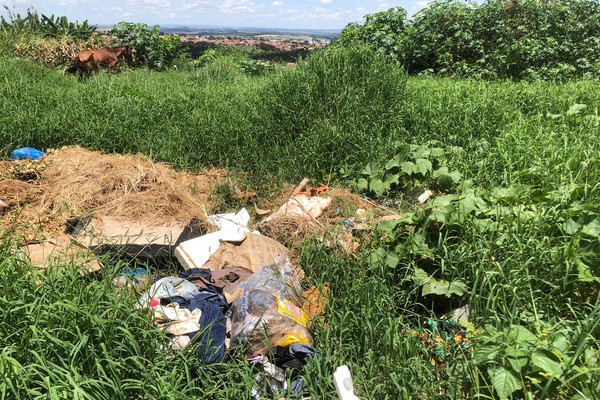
[1,0,430,30]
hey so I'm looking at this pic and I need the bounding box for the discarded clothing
[165,287,229,363]
[178,266,253,302]
[153,302,203,341]
[138,277,198,308]
[273,344,315,373]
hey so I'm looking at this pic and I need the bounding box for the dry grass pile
[1,146,225,243]
[37,147,223,224]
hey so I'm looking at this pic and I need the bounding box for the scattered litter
[0,199,4,214]
[113,267,150,289]
[74,216,198,263]
[17,234,102,272]
[337,231,360,255]
[251,345,315,398]
[411,318,471,368]
[448,305,470,327]
[137,276,229,363]
[355,208,366,220]
[264,195,331,224]
[175,208,254,270]
[179,266,253,303]
[338,219,355,231]
[230,255,312,357]
[202,232,294,275]
[418,189,434,204]
[138,277,199,306]
[378,214,403,222]
[302,284,330,328]
[10,147,45,161]
[254,203,271,216]
[333,365,360,400]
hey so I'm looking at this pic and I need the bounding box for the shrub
[338,0,600,80]
[110,22,187,71]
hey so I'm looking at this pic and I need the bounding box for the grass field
[1,46,599,399]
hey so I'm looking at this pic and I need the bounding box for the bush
[338,0,600,80]
[110,22,187,71]
[259,45,407,177]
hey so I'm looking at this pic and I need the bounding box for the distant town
[99,25,339,59]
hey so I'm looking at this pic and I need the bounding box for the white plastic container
[333,365,360,400]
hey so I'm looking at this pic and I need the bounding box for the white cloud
[409,0,430,15]
[271,1,282,5]
[320,0,332,3]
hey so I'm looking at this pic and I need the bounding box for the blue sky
[2,0,430,29]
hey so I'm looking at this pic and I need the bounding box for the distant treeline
[182,41,309,63]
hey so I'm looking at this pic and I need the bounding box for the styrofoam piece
[418,189,434,204]
[333,365,360,400]
[174,208,254,270]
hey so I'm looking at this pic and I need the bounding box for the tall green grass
[1,46,599,398]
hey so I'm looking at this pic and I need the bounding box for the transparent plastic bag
[230,255,313,356]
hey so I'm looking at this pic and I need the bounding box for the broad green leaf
[551,333,570,354]
[411,144,430,159]
[474,346,501,363]
[581,218,600,237]
[433,167,462,189]
[429,147,445,158]
[413,268,467,297]
[566,103,587,116]
[491,187,518,203]
[505,348,530,371]
[385,252,400,269]
[457,194,487,214]
[531,349,562,375]
[489,367,522,399]
[409,234,432,256]
[506,325,537,344]
[360,163,375,176]
[400,161,416,175]
[384,173,400,187]
[563,218,582,235]
[356,178,369,191]
[369,178,390,197]
[576,258,600,283]
[414,158,433,175]
[385,154,404,170]
[429,194,457,208]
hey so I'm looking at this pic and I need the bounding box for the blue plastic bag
[10,147,45,161]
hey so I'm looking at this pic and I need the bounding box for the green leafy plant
[353,141,463,197]
[110,22,186,70]
[337,0,600,80]
[475,321,600,399]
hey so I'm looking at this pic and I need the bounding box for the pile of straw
[37,147,222,224]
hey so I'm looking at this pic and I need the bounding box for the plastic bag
[10,147,45,161]
[138,277,198,308]
[230,255,313,356]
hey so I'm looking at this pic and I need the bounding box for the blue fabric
[289,344,315,360]
[165,287,229,364]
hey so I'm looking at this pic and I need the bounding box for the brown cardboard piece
[20,235,102,272]
[202,232,293,273]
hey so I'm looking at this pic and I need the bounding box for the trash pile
[2,146,379,399]
[135,209,320,397]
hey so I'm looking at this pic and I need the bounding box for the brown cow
[66,45,134,79]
